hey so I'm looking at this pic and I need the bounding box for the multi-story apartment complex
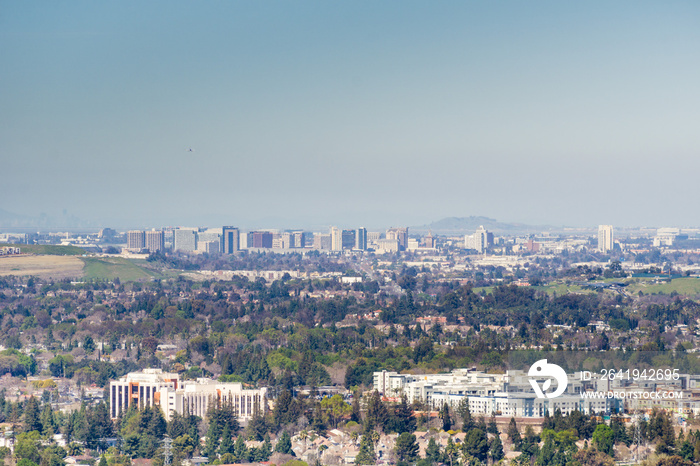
[465,225,493,253]
[598,225,614,252]
[330,227,343,252]
[109,369,267,422]
[145,230,164,253]
[127,230,146,250]
[373,369,608,418]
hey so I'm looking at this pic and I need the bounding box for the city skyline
[2,2,699,228]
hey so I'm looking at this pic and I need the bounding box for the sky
[2,1,699,230]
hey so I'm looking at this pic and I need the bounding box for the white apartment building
[598,225,614,253]
[373,369,609,418]
[109,369,267,422]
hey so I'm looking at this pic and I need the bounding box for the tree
[355,433,377,465]
[321,395,351,429]
[275,431,293,455]
[234,436,249,462]
[457,400,474,431]
[462,429,488,463]
[444,438,459,466]
[507,417,521,448]
[390,395,416,434]
[425,437,441,464]
[365,391,389,431]
[219,425,234,456]
[23,397,42,433]
[489,435,504,463]
[395,433,419,463]
[592,424,614,457]
[439,403,452,432]
[570,448,614,466]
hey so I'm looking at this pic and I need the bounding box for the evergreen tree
[391,395,416,434]
[355,433,377,465]
[439,403,452,432]
[425,437,441,464]
[365,391,389,431]
[489,435,504,463]
[507,417,522,448]
[234,436,249,462]
[260,435,272,461]
[219,425,234,456]
[462,428,488,463]
[395,433,419,463]
[274,431,293,455]
[23,397,42,433]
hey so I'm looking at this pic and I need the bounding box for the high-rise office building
[342,230,355,249]
[248,231,273,248]
[145,230,164,253]
[330,227,343,251]
[355,227,367,250]
[598,225,614,252]
[173,229,197,252]
[386,227,408,250]
[222,226,240,254]
[127,230,146,250]
[293,231,306,248]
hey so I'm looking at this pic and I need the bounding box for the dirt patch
[0,255,84,279]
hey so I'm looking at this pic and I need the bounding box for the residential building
[598,225,614,252]
[145,230,164,253]
[330,227,343,251]
[465,225,493,253]
[127,230,145,250]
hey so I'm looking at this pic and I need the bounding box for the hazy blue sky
[2,1,699,230]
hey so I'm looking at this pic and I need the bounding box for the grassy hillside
[0,243,86,256]
[81,257,158,281]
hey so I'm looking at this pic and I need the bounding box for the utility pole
[634,410,643,463]
[162,435,173,466]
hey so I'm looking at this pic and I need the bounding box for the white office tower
[173,228,197,252]
[465,225,491,253]
[598,225,614,252]
[330,226,343,251]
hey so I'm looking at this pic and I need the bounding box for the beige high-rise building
[598,225,614,252]
[127,230,145,250]
[145,230,164,253]
[330,226,343,251]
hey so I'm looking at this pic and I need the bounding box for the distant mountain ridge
[412,216,554,235]
[0,208,96,231]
